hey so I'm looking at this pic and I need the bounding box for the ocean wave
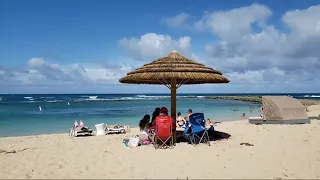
[24,96,33,99]
[88,96,98,99]
[114,95,207,101]
[134,95,170,99]
[114,97,146,101]
[86,98,110,101]
[27,101,42,103]
[46,100,63,103]
[303,95,320,98]
[40,97,55,99]
[135,95,147,98]
[74,98,111,102]
[196,96,205,98]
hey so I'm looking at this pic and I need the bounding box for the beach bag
[128,137,139,148]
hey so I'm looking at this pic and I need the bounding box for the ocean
[0,93,319,137]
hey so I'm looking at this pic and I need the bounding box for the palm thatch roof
[119,51,230,87]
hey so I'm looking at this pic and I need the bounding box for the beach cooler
[184,113,210,146]
[154,115,174,149]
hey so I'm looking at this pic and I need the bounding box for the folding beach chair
[188,113,210,146]
[154,115,174,149]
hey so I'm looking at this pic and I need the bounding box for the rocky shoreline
[205,96,320,106]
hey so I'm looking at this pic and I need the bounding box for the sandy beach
[1,107,320,179]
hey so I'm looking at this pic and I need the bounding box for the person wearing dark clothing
[150,107,160,126]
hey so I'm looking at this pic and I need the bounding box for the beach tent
[249,96,310,124]
[119,50,229,142]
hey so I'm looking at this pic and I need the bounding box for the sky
[1,0,320,94]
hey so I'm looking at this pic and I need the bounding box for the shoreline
[0,115,251,138]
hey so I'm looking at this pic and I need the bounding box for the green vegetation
[205,96,262,103]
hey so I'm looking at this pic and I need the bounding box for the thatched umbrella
[119,50,229,139]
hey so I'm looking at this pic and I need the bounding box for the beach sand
[1,108,320,179]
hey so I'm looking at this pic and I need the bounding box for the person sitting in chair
[149,107,176,131]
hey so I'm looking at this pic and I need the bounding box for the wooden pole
[171,78,177,143]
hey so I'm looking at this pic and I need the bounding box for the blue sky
[1,0,320,94]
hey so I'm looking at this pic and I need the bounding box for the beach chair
[154,115,173,149]
[188,113,210,146]
[95,123,106,136]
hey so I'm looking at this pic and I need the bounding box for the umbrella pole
[170,78,177,144]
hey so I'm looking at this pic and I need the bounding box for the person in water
[176,112,186,128]
[241,113,246,119]
[260,107,264,117]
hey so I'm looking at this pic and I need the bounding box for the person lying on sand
[72,120,88,131]
[73,120,79,130]
[79,120,88,129]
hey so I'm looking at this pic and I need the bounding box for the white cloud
[195,3,272,41]
[0,58,132,86]
[192,4,320,87]
[2,4,320,93]
[119,33,191,61]
[162,13,191,28]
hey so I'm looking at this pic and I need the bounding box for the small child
[241,113,246,119]
[206,119,215,126]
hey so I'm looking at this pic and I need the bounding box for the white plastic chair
[95,123,105,136]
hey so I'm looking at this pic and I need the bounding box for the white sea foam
[27,101,41,103]
[85,98,109,101]
[46,100,63,103]
[88,96,98,99]
[40,97,55,99]
[135,95,147,98]
[73,95,208,102]
[24,97,33,99]
[196,96,205,98]
[303,95,320,98]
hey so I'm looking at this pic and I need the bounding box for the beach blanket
[122,137,151,148]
